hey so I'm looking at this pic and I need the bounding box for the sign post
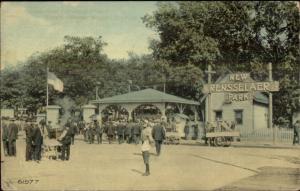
[205,63,216,124]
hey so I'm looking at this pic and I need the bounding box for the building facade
[202,74,269,133]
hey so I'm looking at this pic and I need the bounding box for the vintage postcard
[1,1,300,191]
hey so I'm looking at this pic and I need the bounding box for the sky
[1,1,159,69]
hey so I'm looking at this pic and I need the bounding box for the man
[24,120,34,161]
[88,122,95,144]
[141,121,153,176]
[1,117,9,156]
[7,118,19,156]
[106,121,114,144]
[39,118,46,134]
[46,121,53,139]
[94,119,103,144]
[151,120,166,156]
[69,121,76,145]
[117,121,125,144]
[133,121,141,145]
[32,123,43,162]
[125,120,132,144]
[184,120,190,140]
[58,126,72,161]
[293,120,300,145]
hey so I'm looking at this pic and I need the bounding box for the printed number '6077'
[18,179,39,184]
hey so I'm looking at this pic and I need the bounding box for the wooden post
[268,62,275,144]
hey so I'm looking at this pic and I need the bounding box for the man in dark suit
[8,118,19,156]
[117,121,125,144]
[24,120,34,161]
[32,123,43,162]
[58,126,72,161]
[152,120,166,156]
[1,117,9,156]
[124,120,132,144]
[94,119,103,144]
[133,121,141,145]
[106,121,114,144]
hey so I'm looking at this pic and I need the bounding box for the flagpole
[47,67,49,107]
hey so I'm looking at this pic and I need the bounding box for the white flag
[48,72,64,92]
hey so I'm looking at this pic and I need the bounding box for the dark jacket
[8,122,19,141]
[133,123,141,135]
[125,123,132,135]
[106,123,114,136]
[2,123,8,141]
[152,124,166,141]
[32,127,43,146]
[95,122,103,134]
[117,124,124,135]
[24,124,34,144]
[60,128,72,145]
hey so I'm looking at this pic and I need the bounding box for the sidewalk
[179,139,300,149]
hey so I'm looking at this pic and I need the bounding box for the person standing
[7,118,19,156]
[141,122,153,176]
[39,118,46,134]
[94,119,103,144]
[58,126,72,161]
[133,121,141,145]
[24,120,34,161]
[1,117,9,156]
[106,121,114,144]
[293,120,300,145]
[184,120,190,140]
[151,120,166,156]
[117,121,125,144]
[32,123,43,162]
[69,121,76,145]
[125,120,132,144]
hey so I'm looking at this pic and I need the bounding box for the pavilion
[89,88,200,120]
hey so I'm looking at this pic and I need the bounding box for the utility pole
[205,63,216,123]
[268,62,275,144]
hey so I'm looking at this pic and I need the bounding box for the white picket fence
[239,127,294,143]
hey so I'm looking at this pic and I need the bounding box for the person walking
[7,118,19,156]
[106,121,114,144]
[32,123,43,162]
[24,120,34,161]
[70,121,76,145]
[1,117,9,156]
[94,119,103,144]
[151,120,166,156]
[58,126,72,161]
[133,121,141,145]
[141,122,153,176]
[117,121,125,144]
[125,120,132,144]
[293,120,300,145]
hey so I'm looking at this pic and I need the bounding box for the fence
[239,127,294,143]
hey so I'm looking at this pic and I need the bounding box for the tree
[143,1,300,125]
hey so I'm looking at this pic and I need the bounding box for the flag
[48,72,64,92]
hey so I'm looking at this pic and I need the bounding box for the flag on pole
[48,72,64,92]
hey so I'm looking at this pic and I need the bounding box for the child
[141,121,152,176]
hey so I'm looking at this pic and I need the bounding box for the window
[215,110,223,121]
[234,110,243,124]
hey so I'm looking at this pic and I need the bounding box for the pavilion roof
[90,88,200,105]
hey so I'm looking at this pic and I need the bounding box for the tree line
[1,1,299,126]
